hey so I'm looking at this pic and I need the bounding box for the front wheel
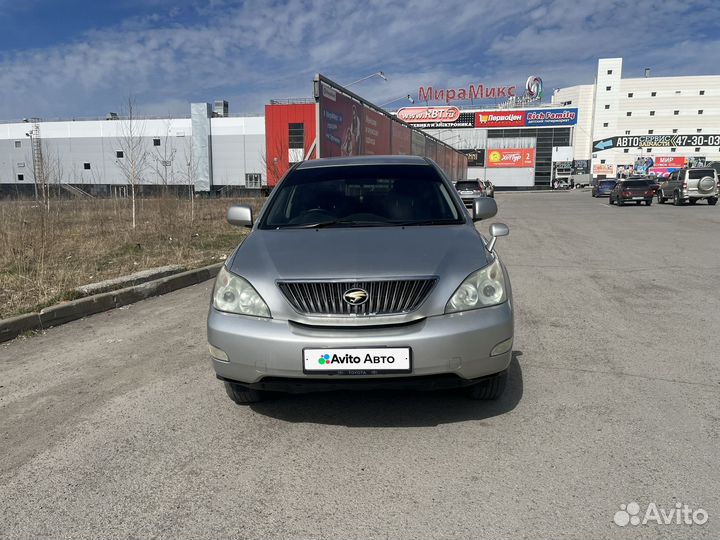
[467,370,507,400]
[224,381,266,404]
[658,190,666,204]
[673,192,683,206]
[645,199,652,206]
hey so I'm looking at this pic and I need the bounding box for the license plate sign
[632,196,644,200]
[303,347,411,374]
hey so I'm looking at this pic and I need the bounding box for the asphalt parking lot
[1,190,718,539]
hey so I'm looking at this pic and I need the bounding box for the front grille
[278,278,437,316]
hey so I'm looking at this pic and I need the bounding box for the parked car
[609,179,654,206]
[455,179,486,206]
[657,167,719,205]
[644,175,660,195]
[207,155,513,403]
[591,179,617,197]
[482,180,495,198]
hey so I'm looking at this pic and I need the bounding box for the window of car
[624,180,650,188]
[688,169,715,179]
[456,181,480,191]
[260,164,464,229]
[599,180,616,188]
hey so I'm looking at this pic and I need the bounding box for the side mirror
[487,222,509,252]
[227,205,253,228]
[472,197,498,221]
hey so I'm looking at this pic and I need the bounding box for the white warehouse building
[553,58,720,178]
[0,102,266,197]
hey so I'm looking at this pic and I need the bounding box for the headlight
[445,258,507,313]
[212,266,271,317]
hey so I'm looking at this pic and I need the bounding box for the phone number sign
[594,134,720,151]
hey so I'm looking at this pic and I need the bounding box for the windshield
[624,180,650,188]
[455,181,481,191]
[260,164,464,229]
[688,169,715,179]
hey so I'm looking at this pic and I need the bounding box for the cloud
[0,0,719,120]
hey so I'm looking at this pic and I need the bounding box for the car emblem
[343,288,369,305]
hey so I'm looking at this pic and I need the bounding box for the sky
[1,0,719,121]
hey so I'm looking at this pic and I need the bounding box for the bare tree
[115,97,149,229]
[151,118,177,193]
[180,137,199,223]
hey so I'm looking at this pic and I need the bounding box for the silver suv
[207,156,513,403]
[657,168,719,206]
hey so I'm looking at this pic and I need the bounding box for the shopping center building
[553,57,720,178]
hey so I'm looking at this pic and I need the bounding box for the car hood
[231,224,490,280]
[228,224,493,322]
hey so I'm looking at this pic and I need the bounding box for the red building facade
[264,102,316,187]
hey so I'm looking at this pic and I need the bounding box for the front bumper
[207,303,514,385]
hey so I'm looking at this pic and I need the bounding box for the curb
[0,263,223,344]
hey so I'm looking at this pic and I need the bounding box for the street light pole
[25,131,38,200]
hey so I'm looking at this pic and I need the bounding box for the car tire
[608,196,614,205]
[673,192,683,206]
[224,381,265,404]
[658,190,666,204]
[617,198,624,206]
[467,370,507,400]
[645,199,652,206]
[709,197,718,206]
[689,199,698,205]
[636,201,641,205]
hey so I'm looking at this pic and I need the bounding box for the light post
[344,71,387,87]
[25,131,38,199]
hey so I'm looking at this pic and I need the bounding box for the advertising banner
[475,108,578,128]
[572,160,590,174]
[486,148,535,168]
[318,83,364,157]
[525,108,578,127]
[363,107,391,155]
[654,156,686,168]
[391,121,412,155]
[648,156,686,177]
[476,111,526,128]
[594,134,720,151]
[592,164,615,175]
[460,149,485,167]
[315,74,468,180]
[397,106,460,124]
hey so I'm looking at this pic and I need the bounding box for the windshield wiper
[278,219,389,229]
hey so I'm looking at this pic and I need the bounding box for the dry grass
[0,195,265,319]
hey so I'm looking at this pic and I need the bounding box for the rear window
[624,180,650,188]
[688,169,715,179]
[455,181,480,191]
[260,164,464,229]
[599,181,616,187]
